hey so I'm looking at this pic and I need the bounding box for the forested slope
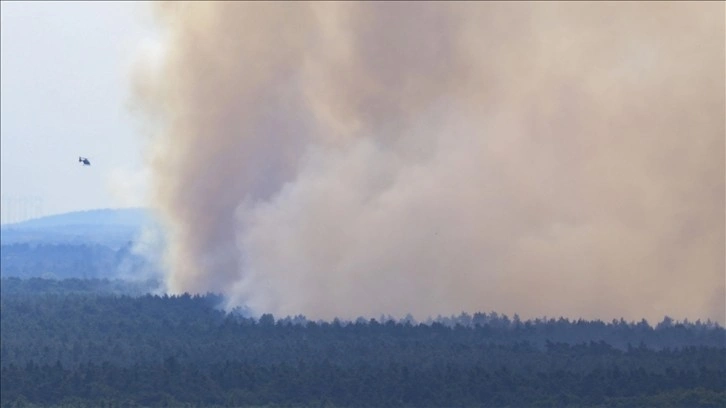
[1,278,724,407]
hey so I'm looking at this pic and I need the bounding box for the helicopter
[79,156,91,166]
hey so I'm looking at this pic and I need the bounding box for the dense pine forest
[1,278,725,407]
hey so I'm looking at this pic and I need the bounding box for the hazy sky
[1,1,154,224]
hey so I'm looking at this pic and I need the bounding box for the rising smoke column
[132,2,725,323]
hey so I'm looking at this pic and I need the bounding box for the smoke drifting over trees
[132,2,725,323]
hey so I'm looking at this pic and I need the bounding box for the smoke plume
[132,2,725,323]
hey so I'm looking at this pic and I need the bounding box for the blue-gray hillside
[0,208,152,247]
[0,208,160,279]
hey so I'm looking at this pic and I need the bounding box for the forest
[1,277,725,407]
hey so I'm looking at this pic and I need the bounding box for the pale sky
[1,1,156,224]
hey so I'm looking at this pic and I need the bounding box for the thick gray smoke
[132,2,725,323]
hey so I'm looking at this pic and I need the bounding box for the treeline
[1,279,724,407]
[3,355,725,407]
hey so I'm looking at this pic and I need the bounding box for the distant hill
[1,208,150,229]
[0,208,162,279]
[0,208,154,247]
